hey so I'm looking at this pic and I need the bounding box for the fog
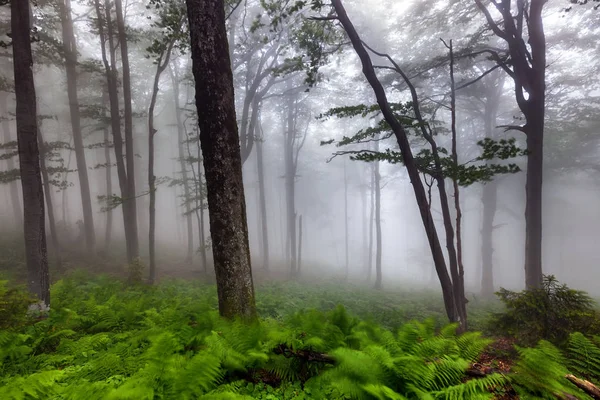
[1,0,599,295]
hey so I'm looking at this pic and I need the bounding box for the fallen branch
[274,344,336,364]
[565,374,600,399]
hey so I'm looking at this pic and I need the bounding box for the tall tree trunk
[285,89,297,276]
[114,0,139,262]
[297,214,303,274]
[361,165,368,275]
[367,160,374,282]
[331,0,457,322]
[197,147,208,271]
[343,159,349,280]
[95,0,137,262]
[60,0,96,254]
[0,92,22,227]
[374,137,382,290]
[480,83,501,297]
[474,0,546,289]
[446,39,467,331]
[37,128,61,267]
[256,117,269,270]
[186,0,256,319]
[12,0,50,305]
[147,44,175,284]
[170,66,194,264]
[102,89,113,252]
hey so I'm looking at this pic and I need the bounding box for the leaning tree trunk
[60,0,96,254]
[331,0,457,322]
[0,92,22,227]
[185,0,256,319]
[12,0,50,305]
[37,128,62,267]
[114,0,139,262]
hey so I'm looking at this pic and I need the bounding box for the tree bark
[170,66,194,264]
[12,0,50,305]
[256,115,269,270]
[37,128,61,267]
[186,0,256,319]
[114,0,139,262]
[0,92,22,227]
[331,0,457,322]
[60,0,96,254]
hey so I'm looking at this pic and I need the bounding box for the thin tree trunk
[344,159,349,280]
[114,0,139,262]
[186,0,256,319]
[297,214,303,274]
[374,137,382,290]
[147,43,176,284]
[169,66,194,264]
[446,39,467,331]
[12,0,50,305]
[256,116,269,270]
[0,93,22,227]
[480,82,501,297]
[198,147,208,271]
[331,0,457,322]
[60,0,96,254]
[285,88,297,276]
[368,160,374,282]
[37,128,61,267]
[102,89,113,252]
[361,165,368,275]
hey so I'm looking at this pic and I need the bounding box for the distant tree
[0,91,22,226]
[186,0,256,319]
[145,0,187,284]
[11,0,50,306]
[474,0,548,289]
[57,0,96,254]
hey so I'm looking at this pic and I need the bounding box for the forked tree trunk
[186,0,256,319]
[474,0,546,289]
[331,0,457,322]
[114,0,139,262]
[37,128,61,267]
[60,0,96,254]
[0,93,22,227]
[12,0,50,305]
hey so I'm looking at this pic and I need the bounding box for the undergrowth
[1,274,599,399]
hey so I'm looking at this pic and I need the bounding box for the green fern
[567,332,600,384]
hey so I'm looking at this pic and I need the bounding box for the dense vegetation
[2,273,600,399]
